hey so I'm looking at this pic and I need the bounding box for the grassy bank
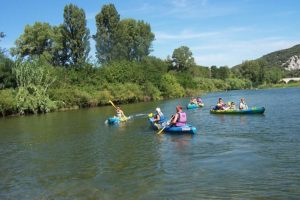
[0,58,252,117]
[257,82,300,89]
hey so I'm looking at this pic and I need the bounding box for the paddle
[157,115,175,135]
[109,100,127,120]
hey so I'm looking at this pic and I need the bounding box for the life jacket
[176,112,187,126]
[158,114,165,123]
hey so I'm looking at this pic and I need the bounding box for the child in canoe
[116,107,127,120]
[153,107,166,124]
[239,98,248,110]
[215,98,229,110]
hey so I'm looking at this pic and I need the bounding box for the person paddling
[171,105,187,127]
[153,107,165,124]
[116,106,126,119]
[216,98,228,110]
[239,98,248,110]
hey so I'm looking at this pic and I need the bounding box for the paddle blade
[157,127,165,135]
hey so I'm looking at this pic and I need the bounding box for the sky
[0,0,299,67]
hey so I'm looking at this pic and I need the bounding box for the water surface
[1,88,300,199]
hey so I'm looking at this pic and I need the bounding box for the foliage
[62,4,90,67]
[225,78,251,90]
[0,89,17,116]
[94,4,120,64]
[211,66,231,80]
[143,81,162,101]
[171,46,195,71]
[13,59,56,114]
[0,32,5,53]
[159,74,185,98]
[114,19,154,61]
[11,22,54,59]
[0,53,16,88]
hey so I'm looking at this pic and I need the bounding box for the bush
[0,89,17,116]
[108,83,144,103]
[143,81,162,101]
[226,78,250,90]
[16,85,57,114]
[159,74,185,98]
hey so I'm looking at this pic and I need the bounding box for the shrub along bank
[0,57,252,117]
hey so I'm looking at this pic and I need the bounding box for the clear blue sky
[1,0,299,66]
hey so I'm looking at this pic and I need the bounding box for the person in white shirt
[239,98,248,110]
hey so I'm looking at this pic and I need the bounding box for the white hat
[156,107,161,113]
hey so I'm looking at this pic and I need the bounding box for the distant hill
[233,44,300,71]
[257,44,300,71]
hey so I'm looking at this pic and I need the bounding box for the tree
[114,19,154,61]
[218,66,230,80]
[62,4,90,67]
[94,4,120,64]
[0,54,16,89]
[11,22,54,59]
[171,46,195,71]
[0,32,5,54]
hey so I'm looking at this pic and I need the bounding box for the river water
[0,87,300,199]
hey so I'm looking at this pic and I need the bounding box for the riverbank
[257,81,300,89]
[2,83,298,118]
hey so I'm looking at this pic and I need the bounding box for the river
[0,87,300,199]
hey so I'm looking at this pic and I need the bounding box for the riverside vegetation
[0,3,297,117]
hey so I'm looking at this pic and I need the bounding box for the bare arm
[171,114,178,124]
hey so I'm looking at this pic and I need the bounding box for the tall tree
[114,19,154,61]
[171,46,195,71]
[62,4,90,67]
[0,32,5,54]
[94,4,120,64]
[11,22,54,59]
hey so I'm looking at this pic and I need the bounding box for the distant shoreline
[1,83,299,119]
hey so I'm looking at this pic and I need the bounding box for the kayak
[107,116,128,124]
[210,107,265,114]
[148,117,197,134]
[187,103,204,109]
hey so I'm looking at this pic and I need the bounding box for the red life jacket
[176,112,187,126]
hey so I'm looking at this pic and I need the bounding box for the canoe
[210,107,265,114]
[148,117,197,134]
[187,103,204,109]
[107,116,128,124]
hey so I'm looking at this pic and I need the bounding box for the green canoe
[210,107,265,114]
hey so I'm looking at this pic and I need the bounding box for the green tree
[0,32,5,54]
[210,65,218,79]
[237,60,262,85]
[62,4,90,67]
[171,46,195,71]
[11,22,54,59]
[0,54,16,89]
[218,66,231,80]
[94,4,120,64]
[114,19,154,61]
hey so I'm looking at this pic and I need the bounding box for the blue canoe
[148,117,197,134]
[107,117,128,125]
[210,107,265,114]
[187,103,204,109]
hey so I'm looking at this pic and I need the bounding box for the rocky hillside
[259,44,300,71]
